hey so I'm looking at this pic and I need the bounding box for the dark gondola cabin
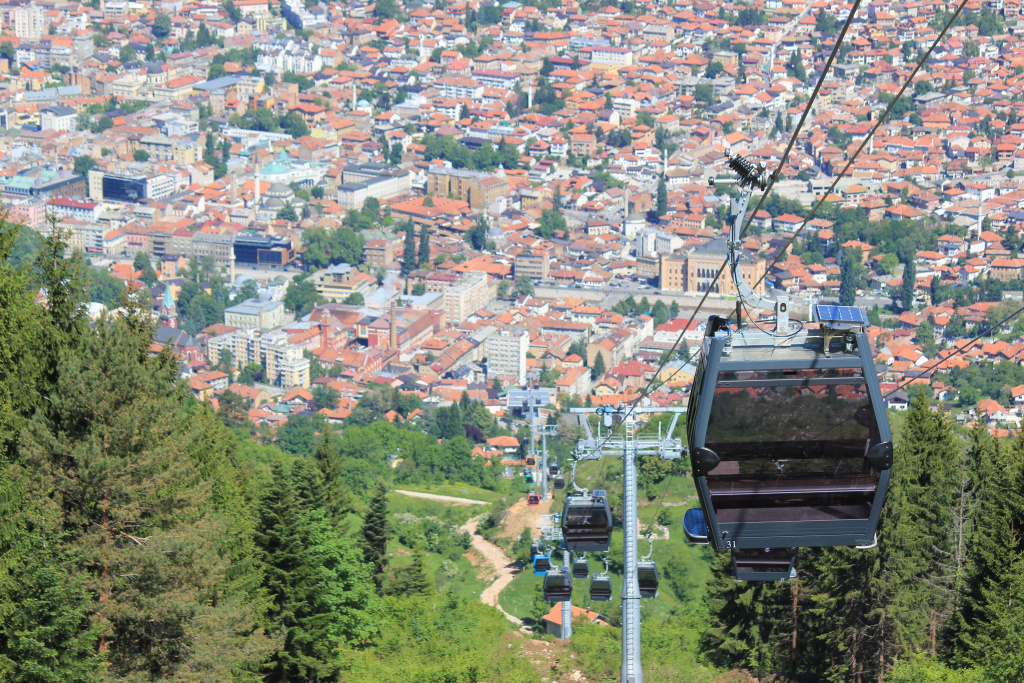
[732,548,798,581]
[553,475,566,490]
[549,464,559,476]
[530,541,543,560]
[572,556,589,578]
[590,575,613,601]
[562,491,612,552]
[637,562,659,598]
[687,308,893,551]
[543,570,572,602]
[533,554,552,574]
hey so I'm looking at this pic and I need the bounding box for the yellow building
[660,240,766,296]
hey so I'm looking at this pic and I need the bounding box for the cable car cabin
[530,541,543,561]
[533,554,552,575]
[687,310,893,551]
[553,475,566,490]
[527,492,540,506]
[524,470,535,485]
[562,492,613,552]
[590,575,613,601]
[526,455,537,467]
[683,508,710,545]
[543,570,572,602]
[549,464,559,476]
[572,556,590,578]
[637,562,659,598]
[732,548,798,582]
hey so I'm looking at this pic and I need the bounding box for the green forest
[3,222,1024,682]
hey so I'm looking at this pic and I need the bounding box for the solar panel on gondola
[683,508,709,545]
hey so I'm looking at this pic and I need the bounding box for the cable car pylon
[571,404,687,683]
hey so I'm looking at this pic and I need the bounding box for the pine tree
[256,461,334,681]
[292,457,327,512]
[390,547,433,596]
[839,247,863,307]
[418,223,430,267]
[901,258,917,310]
[359,481,390,595]
[402,222,416,275]
[591,351,607,380]
[656,178,668,217]
[316,425,352,526]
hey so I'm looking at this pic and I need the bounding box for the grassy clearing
[392,481,504,502]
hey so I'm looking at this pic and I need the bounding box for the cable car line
[749,0,971,294]
[581,6,867,466]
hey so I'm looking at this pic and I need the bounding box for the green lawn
[392,481,504,503]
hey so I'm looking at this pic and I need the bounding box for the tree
[256,462,335,681]
[839,247,863,307]
[656,178,668,217]
[315,425,352,525]
[153,13,172,38]
[118,44,137,62]
[223,0,242,21]
[359,481,390,595]
[133,149,149,162]
[402,222,416,275]
[276,202,298,222]
[373,0,399,18]
[466,216,488,250]
[282,111,309,138]
[916,317,937,357]
[514,274,534,298]
[591,351,607,380]
[537,209,565,238]
[901,258,917,311]
[418,224,430,267]
[786,51,807,83]
[342,292,364,305]
[72,155,95,175]
[311,384,340,410]
[283,273,324,316]
[390,547,433,596]
[497,280,511,299]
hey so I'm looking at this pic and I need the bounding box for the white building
[40,105,77,132]
[13,4,45,39]
[485,327,529,385]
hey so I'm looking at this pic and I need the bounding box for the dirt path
[461,514,527,629]
[392,489,491,505]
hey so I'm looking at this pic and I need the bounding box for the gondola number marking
[723,540,736,548]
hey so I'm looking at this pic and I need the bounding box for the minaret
[352,82,357,110]
[976,191,984,240]
[229,175,238,201]
[229,250,236,285]
[528,83,534,109]
[253,174,260,208]
[389,300,398,349]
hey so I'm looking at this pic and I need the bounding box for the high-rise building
[208,329,310,388]
[13,5,45,39]
[485,328,529,385]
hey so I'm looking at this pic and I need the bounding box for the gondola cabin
[526,455,537,467]
[530,540,543,560]
[543,570,572,602]
[527,492,540,506]
[524,470,535,485]
[562,491,613,552]
[687,308,893,551]
[572,556,590,578]
[549,464,559,476]
[732,548,798,582]
[590,575,613,601]
[553,475,565,490]
[533,553,552,574]
[637,562,659,598]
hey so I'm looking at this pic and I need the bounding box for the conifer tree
[418,224,430,267]
[656,178,668,217]
[391,547,433,596]
[292,457,327,512]
[901,258,917,310]
[592,351,607,380]
[359,481,390,595]
[402,222,416,275]
[256,461,334,681]
[316,425,352,525]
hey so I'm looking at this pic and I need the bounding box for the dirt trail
[501,496,553,540]
[461,514,526,629]
[392,489,491,505]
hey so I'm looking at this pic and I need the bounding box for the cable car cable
[581,9,866,463]
[748,0,971,294]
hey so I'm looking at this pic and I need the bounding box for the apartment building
[442,271,493,325]
[485,327,529,385]
[223,299,284,330]
[208,329,310,388]
[426,166,508,211]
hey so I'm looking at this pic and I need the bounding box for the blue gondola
[683,507,709,545]
[533,553,551,574]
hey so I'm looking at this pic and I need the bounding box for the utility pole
[571,405,687,683]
